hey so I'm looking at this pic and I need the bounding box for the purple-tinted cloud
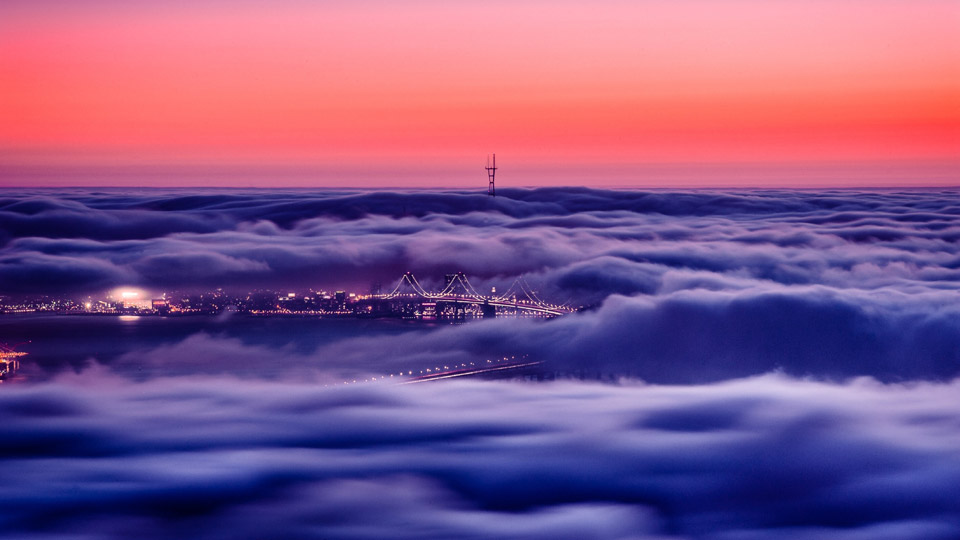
[5,187,959,380]
[4,187,960,539]
[0,375,958,539]
[3,187,959,296]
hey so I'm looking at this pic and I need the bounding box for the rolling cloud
[3,188,960,296]
[3,187,960,538]
[4,187,959,382]
[0,375,958,539]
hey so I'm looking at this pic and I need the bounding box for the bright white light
[110,287,149,307]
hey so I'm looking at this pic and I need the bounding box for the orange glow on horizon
[1,0,957,186]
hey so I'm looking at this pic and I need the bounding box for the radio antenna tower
[485,153,497,196]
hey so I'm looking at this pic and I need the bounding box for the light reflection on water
[0,313,427,381]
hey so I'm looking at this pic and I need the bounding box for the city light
[1,272,576,320]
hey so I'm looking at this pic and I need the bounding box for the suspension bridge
[372,272,575,317]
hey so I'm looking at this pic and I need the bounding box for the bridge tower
[485,154,497,196]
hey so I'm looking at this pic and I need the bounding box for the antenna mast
[485,153,497,196]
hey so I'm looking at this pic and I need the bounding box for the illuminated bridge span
[376,272,575,317]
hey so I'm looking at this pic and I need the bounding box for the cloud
[0,194,229,245]
[0,375,958,539]
[0,187,958,300]
[278,284,959,384]
[0,251,135,293]
[5,187,960,381]
[5,186,960,538]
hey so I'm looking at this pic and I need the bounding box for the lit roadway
[375,293,574,316]
[329,356,543,386]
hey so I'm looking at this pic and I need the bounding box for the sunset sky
[1,0,957,187]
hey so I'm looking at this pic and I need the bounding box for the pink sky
[1,0,958,187]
